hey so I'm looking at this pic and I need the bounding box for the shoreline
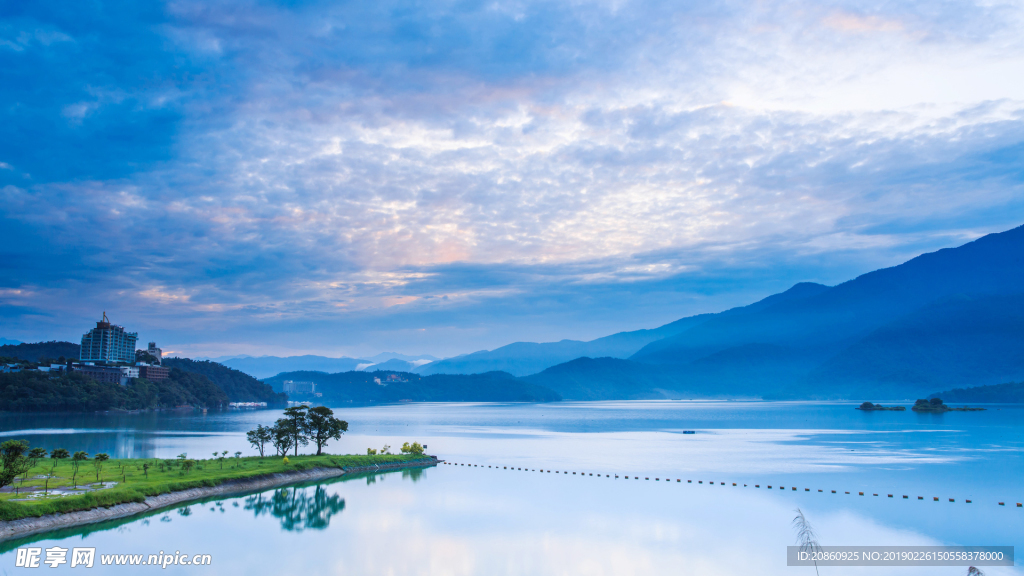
[0,457,439,543]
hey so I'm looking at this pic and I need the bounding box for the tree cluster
[247,406,349,457]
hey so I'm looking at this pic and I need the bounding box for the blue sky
[1,0,1023,359]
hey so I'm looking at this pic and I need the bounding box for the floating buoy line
[439,462,1019,508]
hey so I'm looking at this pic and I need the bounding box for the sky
[1,0,1023,359]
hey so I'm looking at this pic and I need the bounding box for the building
[147,342,163,364]
[80,312,138,364]
[139,365,169,381]
[74,364,126,385]
[282,380,316,394]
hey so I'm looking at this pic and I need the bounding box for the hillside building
[139,364,169,381]
[283,380,316,394]
[80,312,137,364]
[147,342,163,364]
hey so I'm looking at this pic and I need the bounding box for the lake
[1,401,1022,575]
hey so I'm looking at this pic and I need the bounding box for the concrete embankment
[0,457,438,543]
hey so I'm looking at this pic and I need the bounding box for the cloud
[1,0,1023,356]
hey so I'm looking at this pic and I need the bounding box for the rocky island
[856,402,906,411]
[912,398,985,412]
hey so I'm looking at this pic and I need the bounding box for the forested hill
[164,358,287,404]
[0,341,80,362]
[931,382,1024,403]
[0,368,228,412]
[264,370,560,403]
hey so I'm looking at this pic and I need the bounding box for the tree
[0,439,31,492]
[305,406,348,455]
[50,448,69,471]
[271,421,294,457]
[182,459,195,474]
[400,442,424,455]
[22,447,47,486]
[247,424,272,457]
[94,453,110,483]
[218,451,227,469]
[282,406,310,456]
[71,451,89,487]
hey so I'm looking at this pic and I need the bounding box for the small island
[856,402,905,411]
[911,398,986,412]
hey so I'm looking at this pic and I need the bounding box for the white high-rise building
[80,312,138,364]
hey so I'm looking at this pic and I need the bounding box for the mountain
[204,353,439,379]
[415,315,713,377]
[163,357,287,404]
[0,338,22,346]
[209,355,369,379]
[359,358,425,372]
[264,370,560,403]
[531,224,1024,400]
[0,341,81,362]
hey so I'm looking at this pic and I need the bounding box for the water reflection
[244,485,345,531]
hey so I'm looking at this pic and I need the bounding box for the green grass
[0,453,432,522]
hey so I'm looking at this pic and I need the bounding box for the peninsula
[0,452,438,542]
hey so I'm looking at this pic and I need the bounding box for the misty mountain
[206,352,440,379]
[264,369,560,403]
[415,314,713,377]
[209,355,370,379]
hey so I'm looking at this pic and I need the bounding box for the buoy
[918,496,923,500]
[845,492,850,494]
[949,498,954,502]
[999,502,1005,506]
[733,483,737,486]
[903,495,908,499]
[966,499,971,503]
[888,494,893,498]
[755,484,759,488]
[699,481,703,484]
[678,479,681,482]
[656,478,660,481]
[1018,503,1022,507]
[933,497,939,501]
[818,489,823,492]
[805,488,809,492]
[793,487,797,491]
[873,493,878,497]
[688,480,692,483]
[831,490,836,493]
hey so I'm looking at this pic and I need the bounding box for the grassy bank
[0,453,430,522]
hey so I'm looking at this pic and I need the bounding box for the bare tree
[792,508,822,576]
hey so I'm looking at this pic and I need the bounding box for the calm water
[1,401,1022,575]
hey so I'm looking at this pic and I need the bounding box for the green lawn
[0,453,432,522]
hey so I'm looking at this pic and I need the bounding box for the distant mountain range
[525,224,1024,400]
[263,370,560,403]
[196,352,438,379]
